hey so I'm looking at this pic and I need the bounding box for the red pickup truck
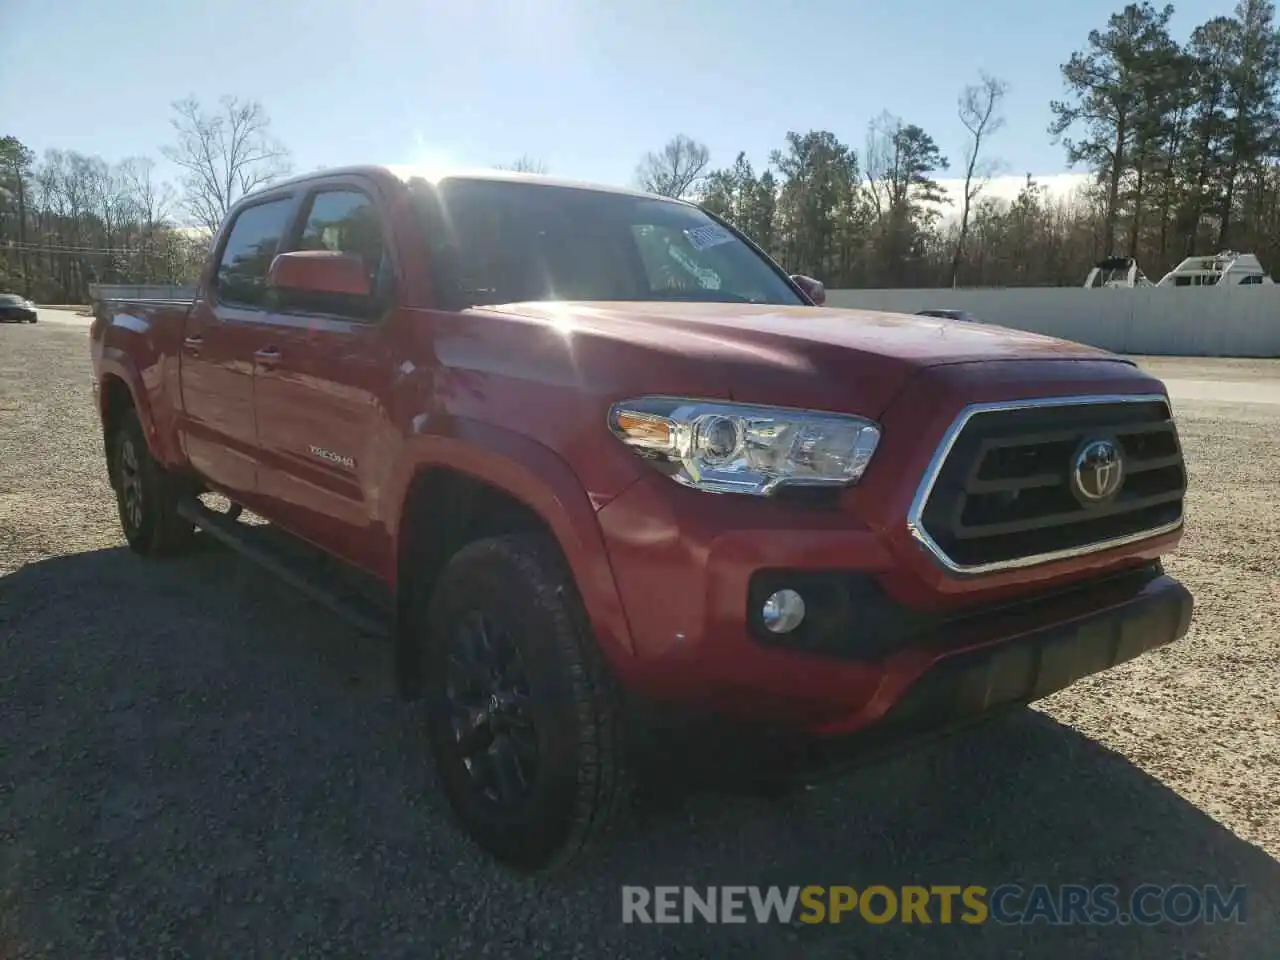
[91,166,1192,871]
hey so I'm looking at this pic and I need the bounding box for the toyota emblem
[1072,439,1125,502]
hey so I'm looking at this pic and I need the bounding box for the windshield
[0,295,27,305]
[413,178,804,309]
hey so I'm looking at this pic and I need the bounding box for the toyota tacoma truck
[91,166,1192,871]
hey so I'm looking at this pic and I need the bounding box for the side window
[297,189,386,290]
[278,188,390,319]
[215,198,294,308]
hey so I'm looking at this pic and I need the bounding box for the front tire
[421,534,630,871]
[110,409,195,556]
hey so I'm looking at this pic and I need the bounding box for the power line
[1,238,196,255]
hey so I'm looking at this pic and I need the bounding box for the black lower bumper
[631,571,1193,792]
[791,571,1193,780]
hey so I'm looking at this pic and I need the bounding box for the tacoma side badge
[309,445,356,470]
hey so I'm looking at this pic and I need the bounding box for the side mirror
[267,250,371,298]
[790,274,826,306]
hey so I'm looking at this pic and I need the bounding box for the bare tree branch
[635,134,711,198]
[494,155,548,174]
[950,72,1009,286]
[120,157,174,231]
[161,95,292,233]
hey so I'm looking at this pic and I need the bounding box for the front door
[252,183,396,576]
[179,193,298,501]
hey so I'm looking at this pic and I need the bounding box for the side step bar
[176,496,391,638]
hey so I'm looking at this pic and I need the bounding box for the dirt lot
[1,323,1277,958]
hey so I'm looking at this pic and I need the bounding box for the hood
[481,301,1125,419]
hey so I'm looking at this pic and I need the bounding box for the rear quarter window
[215,198,295,308]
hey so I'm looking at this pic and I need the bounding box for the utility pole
[16,173,29,297]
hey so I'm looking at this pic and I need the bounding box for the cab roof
[259,164,681,205]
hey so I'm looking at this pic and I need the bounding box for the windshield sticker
[684,224,735,251]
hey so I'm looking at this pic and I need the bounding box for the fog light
[762,589,806,634]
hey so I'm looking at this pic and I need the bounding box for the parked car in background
[91,166,1192,872]
[0,294,38,323]
[916,308,982,323]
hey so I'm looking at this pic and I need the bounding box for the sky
[0,0,1237,214]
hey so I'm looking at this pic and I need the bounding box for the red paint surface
[91,165,1188,733]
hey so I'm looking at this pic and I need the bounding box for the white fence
[826,286,1280,357]
[80,283,1280,357]
[89,284,197,302]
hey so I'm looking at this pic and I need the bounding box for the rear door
[180,193,299,499]
[251,179,398,575]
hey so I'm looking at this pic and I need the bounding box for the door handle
[254,347,282,368]
[183,335,203,352]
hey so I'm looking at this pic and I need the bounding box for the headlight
[608,397,881,496]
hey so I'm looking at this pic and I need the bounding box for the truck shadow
[2,543,1276,959]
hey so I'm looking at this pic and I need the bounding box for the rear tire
[420,533,630,871]
[110,409,196,556]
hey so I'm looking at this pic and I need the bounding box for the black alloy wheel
[443,610,539,809]
[116,429,146,538]
[420,534,630,871]
[110,409,195,556]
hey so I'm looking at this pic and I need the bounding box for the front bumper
[597,470,1190,728]
[778,569,1192,783]
[628,571,1192,783]
[820,568,1191,735]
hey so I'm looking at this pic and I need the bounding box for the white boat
[1154,251,1273,287]
[1083,257,1153,289]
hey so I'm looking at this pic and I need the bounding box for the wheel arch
[98,372,138,469]
[96,352,171,465]
[388,419,636,696]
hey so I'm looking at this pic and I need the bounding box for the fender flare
[97,349,163,457]
[384,417,637,665]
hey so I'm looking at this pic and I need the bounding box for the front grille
[911,396,1186,572]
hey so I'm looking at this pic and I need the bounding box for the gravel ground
[1,323,1277,958]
